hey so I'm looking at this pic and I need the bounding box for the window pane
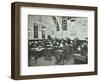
[34,24,38,38]
[62,17,67,30]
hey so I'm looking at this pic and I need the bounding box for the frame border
[11,2,98,80]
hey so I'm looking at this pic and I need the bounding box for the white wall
[28,15,57,39]
[0,0,100,82]
[28,15,87,40]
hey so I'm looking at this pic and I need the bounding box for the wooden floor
[28,56,74,66]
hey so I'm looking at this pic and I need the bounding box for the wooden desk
[55,49,64,64]
[55,49,74,65]
[29,47,45,64]
[44,48,54,61]
[74,54,87,64]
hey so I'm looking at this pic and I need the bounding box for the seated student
[55,42,65,65]
[59,38,65,48]
[40,40,44,47]
[43,39,48,48]
[79,42,88,56]
[59,42,64,49]
[49,41,53,47]
[53,41,59,49]
[73,37,80,53]
[66,37,71,44]
[77,42,88,64]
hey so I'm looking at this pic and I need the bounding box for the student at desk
[75,42,88,64]
[59,41,64,49]
[79,42,88,59]
[55,42,64,65]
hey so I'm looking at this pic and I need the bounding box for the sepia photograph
[28,15,88,66]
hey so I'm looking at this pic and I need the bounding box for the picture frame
[11,2,98,80]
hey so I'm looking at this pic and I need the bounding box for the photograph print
[11,2,97,80]
[28,15,88,67]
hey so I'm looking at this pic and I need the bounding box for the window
[34,24,38,38]
[62,17,67,30]
[52,16,60,31]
